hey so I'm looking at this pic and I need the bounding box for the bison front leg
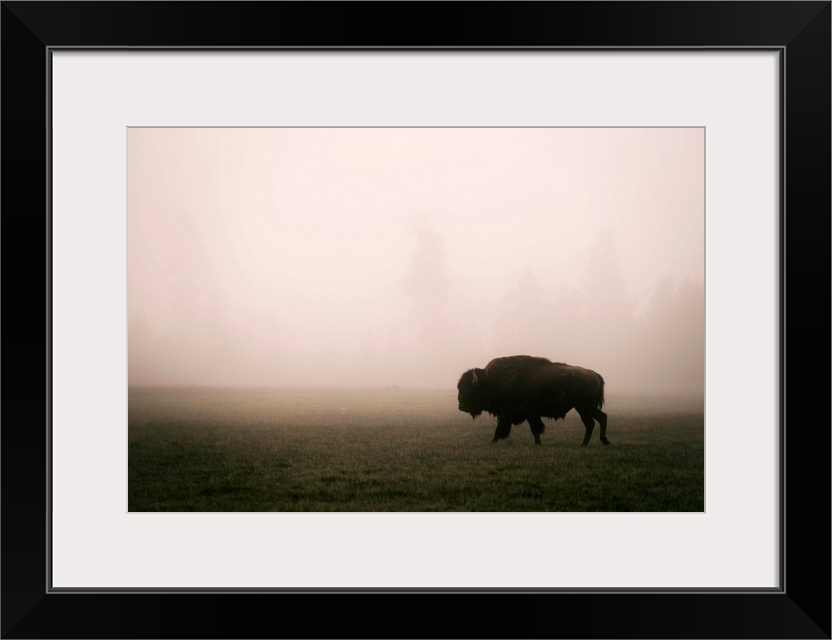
[492,417,512,442]
[527,416,545,446]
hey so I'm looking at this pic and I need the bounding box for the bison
[456,355,609,447]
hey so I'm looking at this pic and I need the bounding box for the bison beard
[456,355,609,447]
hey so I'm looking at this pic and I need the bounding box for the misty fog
[128,128,704,395]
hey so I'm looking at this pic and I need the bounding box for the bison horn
[471,370,478,385]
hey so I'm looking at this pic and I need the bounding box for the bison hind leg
[527,416,545,446]
[576,409,595,447]
[577,406,610,446]
[594,408,609,445]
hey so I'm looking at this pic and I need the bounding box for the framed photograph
[124,125,705,514]
[3,2,829,638]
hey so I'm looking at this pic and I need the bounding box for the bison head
[457,368,486,418]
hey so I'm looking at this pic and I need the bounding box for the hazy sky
[128,128,704,390]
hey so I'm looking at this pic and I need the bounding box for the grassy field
[128,387,704,512]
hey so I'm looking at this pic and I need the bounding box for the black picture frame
[2,2,829,638]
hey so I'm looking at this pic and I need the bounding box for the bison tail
[597,375,605,409]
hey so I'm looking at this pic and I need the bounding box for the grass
[128,387,704,512]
